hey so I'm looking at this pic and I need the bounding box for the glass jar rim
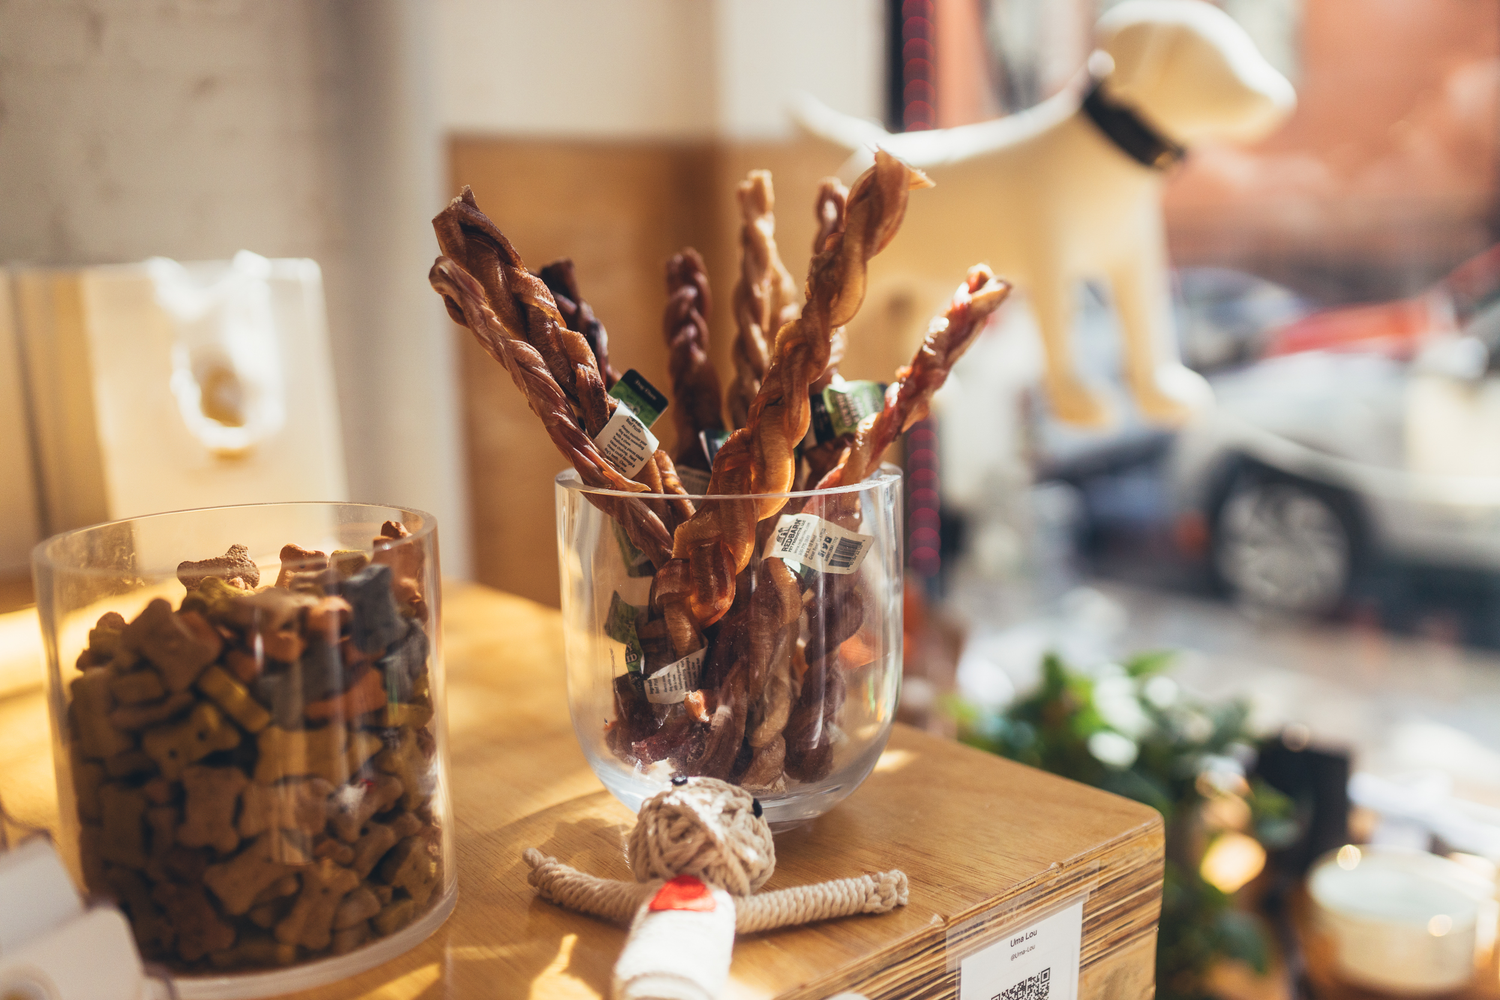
[555,463,902,501]
[31,500,437,575]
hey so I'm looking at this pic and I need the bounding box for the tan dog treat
[387,812,423,839]
[331,921,370,955]
[177,543,260,591]
[224,647,263,684]
[153,882,237,962]
[104,749,157,779]
[143,702,240,781]
[247,900,284,930]
[315,836,356,866]
[197,664,272,733]
[109,668,164,705]
[70,669,134,759]
[144,805,178,881]
[378,832,440,908]
[373,520,426,620]
[209,935,298,969]
[238,777,332,838]
[255,725,377,785]
[305,596,351,643]
[161,846,211,883]
[123,600,222,691]
[274,543,329,589]
[252,873,302,906]
[371,898,415,937]
[350,822,399,880]
[88,611,128,654]
[71,752,105,823]
[109,690,195,731]
[98,784,148,868]
[178,765,248,855]
[334,885,382,929]
[214,588,314,663]
[274,858,360,951]
[329,773,404,843]
[105,866,174,955]
[142,777,173,805]
[305,666,388,723]
[203,831,312,916]
[330,550,370,578]
[374,727,431,811]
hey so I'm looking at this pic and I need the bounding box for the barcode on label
[995,967,1050,1000]
[765,513,873,575]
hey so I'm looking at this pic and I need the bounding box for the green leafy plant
[951,651,1296,1000]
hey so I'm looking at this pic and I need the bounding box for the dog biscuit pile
[67,525,443,972]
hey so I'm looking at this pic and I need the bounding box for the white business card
[959,899,1083,1000]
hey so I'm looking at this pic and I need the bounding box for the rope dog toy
[523,777,908,1000]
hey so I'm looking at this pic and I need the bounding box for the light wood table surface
[0,582,1164,999]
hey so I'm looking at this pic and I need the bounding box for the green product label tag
[822,380,886,438]
[605,592,645,674]
[609,369,669,428]
[612,520,654,577]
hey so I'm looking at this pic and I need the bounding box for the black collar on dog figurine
[1081,81,1187,170]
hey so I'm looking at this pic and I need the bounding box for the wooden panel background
[447,136,859,606]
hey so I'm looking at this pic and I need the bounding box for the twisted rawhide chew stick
[537,258,620,389]
[810,177,851,394]
[434,188,617,437]
[429,258,674,567]
[657,151,931,632]
[818,265,1012,492]
[663,249,726,475]
[522,778,908,1000]
[728,171,800,430]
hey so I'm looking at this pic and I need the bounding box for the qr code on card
[993,967,1050,1000]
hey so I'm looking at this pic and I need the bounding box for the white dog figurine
[797,0,1295,427]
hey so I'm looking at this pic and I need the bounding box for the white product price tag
[594,404,660,478]
[959,900,1082,1000]
[765,513,873,575]
[643,648,705,704]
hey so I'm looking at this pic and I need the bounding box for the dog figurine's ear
[1096,0,1295,147]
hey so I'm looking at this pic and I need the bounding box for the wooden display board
[0,583,1163,998]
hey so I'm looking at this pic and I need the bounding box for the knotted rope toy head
[627,776,774,895]
[523,777,909,1000]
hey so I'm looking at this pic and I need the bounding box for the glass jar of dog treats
[556,466,903,826]
[32,502,453,997]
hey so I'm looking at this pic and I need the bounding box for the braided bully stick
[809,178,850,393]
[429,257,674,568]
[662,249,726,475]
[434,187,616,436]
[538,258,620,388]
[728,172,800,430]
[655,151,932,630]
[818,265,1011,492]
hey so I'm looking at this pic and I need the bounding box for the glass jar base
[588,734,890,828]
[154,887,457,999]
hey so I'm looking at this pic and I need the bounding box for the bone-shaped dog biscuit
[238,777,333,838]
[143,702,241,781]
[203,831,312,916]
[178,765,248,855]
[255,724,383,785]
[275,858,360,951]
